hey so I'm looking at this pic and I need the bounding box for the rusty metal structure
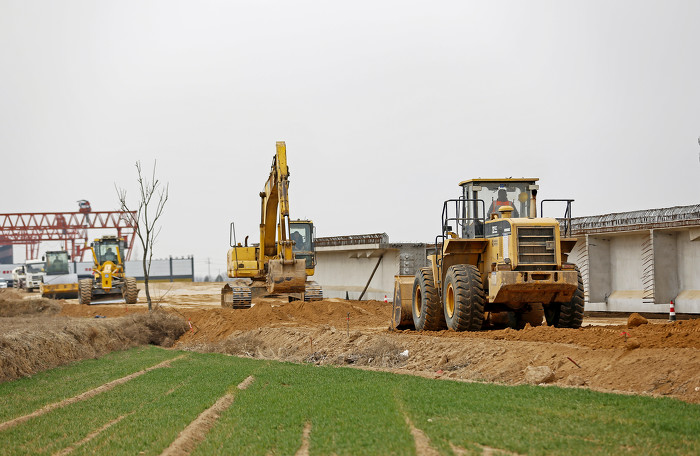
[0,211,137,261]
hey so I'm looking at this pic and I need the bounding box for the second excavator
[221,141,323,308]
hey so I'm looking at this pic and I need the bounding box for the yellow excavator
[392,178,583,331]
[79,236,139,305]
[222,141,323,308]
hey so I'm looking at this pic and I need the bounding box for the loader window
[475,183,530,219]
[95,242,120,264]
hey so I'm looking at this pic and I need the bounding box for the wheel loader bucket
[391,275,415,329]
[266,259,307,294]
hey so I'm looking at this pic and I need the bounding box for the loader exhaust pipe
[529,189,537,218]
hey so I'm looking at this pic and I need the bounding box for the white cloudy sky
[2,1,699,276]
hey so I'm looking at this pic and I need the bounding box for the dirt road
[57,282,700,404]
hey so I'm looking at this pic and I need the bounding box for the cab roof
[458,178,539,186]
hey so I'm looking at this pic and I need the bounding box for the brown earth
[55,282,700,404]
[0,288,188,382]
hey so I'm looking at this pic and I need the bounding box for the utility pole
[207,257,211,277]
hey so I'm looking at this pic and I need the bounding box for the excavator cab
[290,220,316,274]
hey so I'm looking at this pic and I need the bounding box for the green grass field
[0,346,698,455]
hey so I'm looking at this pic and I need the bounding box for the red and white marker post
[669,300,676,322]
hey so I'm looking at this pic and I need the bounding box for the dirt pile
[0,289,61,317]
[12,283,700,403]
[0,309,188,383]
[164,298,700,403]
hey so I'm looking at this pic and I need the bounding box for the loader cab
[290,220,316,271]
[92,237,126,265]
[459,179,539,239]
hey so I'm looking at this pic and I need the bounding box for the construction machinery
[13,259,45,292]
[222,141,323,308]
[40,250,79,299]
[392,178,583,331]
[79,235,138,305]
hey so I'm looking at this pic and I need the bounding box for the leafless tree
[116,161,169,311]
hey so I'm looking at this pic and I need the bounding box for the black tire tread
[556,270,585,328]
[444,264,485,331]
[79,279,93,305]
[413,267,446,331]
[124,277,138,304]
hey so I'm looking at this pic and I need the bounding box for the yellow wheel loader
[222,141,322,308]
[79,236,139,305]
[392,178,583,331]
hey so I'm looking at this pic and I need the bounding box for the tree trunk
[143,255,152,311]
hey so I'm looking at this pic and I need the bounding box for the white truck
[13,259,46,292]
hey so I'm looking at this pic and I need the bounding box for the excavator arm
[259,141,294,263]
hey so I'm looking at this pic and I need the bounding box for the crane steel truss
[0,211,137,261]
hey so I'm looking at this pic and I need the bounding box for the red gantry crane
[0,201,137,261]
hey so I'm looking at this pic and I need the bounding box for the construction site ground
[40,281,697,404]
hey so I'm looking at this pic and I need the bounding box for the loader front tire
[443,264,485,331]
[545,269,584,328]
[124,277,138,304]
[79,279,93,305]
[412,267,446,331]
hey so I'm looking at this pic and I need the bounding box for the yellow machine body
[223,142,322,307]
[40,250,79,299]
[79,236,138,305]
[393,178,583,331]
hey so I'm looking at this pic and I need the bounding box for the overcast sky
[2,1,699,277]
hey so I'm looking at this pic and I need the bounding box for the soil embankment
[58,282,700,403]
[6,283,700,402]
[0,289,188,382]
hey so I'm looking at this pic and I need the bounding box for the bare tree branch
[115,160,169,311]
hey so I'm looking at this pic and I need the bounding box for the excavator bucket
[267,259,306,294]
[391,275,415,329]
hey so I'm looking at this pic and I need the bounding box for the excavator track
[221,283,252,309]
[304,281,323,302]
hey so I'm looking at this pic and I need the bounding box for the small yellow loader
[79,236,139,305]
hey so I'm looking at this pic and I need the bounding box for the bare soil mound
[8,283,700,403]
[0,289,61,317]
[167,298,700,403]
[0,309,188,383]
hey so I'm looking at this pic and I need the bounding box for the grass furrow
[194,364,416,455]
[0,346,179,422]
[0,354,255,456]
[1,347,698,455]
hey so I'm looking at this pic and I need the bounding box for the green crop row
[1,347,698,455]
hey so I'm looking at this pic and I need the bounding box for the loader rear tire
[124,277,138,304]
[79,279,93,305]
[443,264,485,331]
[545,269,584,328]
[412,267,446,331]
